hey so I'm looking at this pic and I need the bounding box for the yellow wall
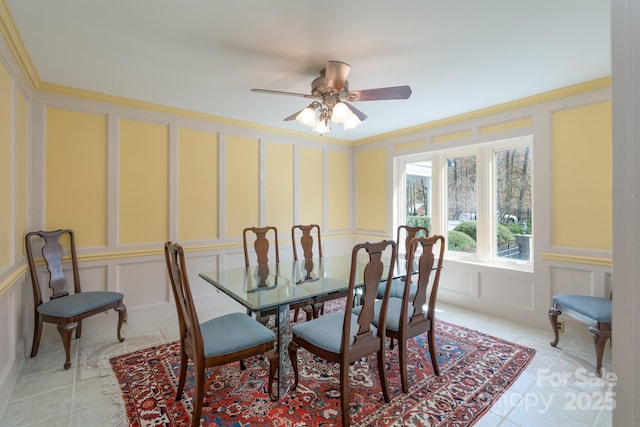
[551,101,612,249]
[356,147,386,232]
[178,128,218,241]
[327,150,349,231]
[46,108,108,247]
[14,89,27,257]
[36,110,349,249]
[119,119,168,244]
[479,118,532,135]
[226,135,259,237]
[0,62,10,266]
[266,141,293,233]
[298,146,323,226]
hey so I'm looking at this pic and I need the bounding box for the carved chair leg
[115,303,127,342]
[313,302,324,318]
[589,326,611,378]
[549,308,561,347]
[57,322,78,370]
[288,341,300,390]
[398,337,409,393]
[176,348,188,399]
[340,361,350,427]
[31,312,43,357]
[428,328,440,376]
[302,304,313,321]
[76,320,82,339]
[377,347,390,402]
[190,361,205,427]
[267,348,278,401]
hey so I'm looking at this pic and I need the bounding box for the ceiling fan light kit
[251,60,411,135]
[294,100,361,134]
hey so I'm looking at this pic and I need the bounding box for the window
[446,155,477,254]
[403,160,432,233]
[396,136,532,267]
[494,146,532,261]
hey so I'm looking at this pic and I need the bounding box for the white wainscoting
[438,257,611,338]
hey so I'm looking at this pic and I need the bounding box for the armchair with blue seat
[549,293,612,377]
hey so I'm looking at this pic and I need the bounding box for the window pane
[446,155,477,253]
[495,146,532,261]
[404,161,432,236]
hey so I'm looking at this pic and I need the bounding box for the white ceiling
[6,0,611,141]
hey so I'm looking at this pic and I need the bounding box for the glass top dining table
[199,254,410,397]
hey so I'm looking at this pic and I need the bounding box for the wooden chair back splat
[242,226,280,323]
[291,224,324,320]
[243,226,279,268]
[397,225,429,259]
[378,224,429,300]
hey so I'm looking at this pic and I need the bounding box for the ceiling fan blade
[344,102,368,121]
[345,85,412,102]
[251,88,317,98]
[324,61,351,92]
[284,108,304,121]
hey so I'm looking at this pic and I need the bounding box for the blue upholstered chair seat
[377,278,417,299]
[291,311,376,353]
[553,294,612,323]
[354,298,425,332]
[38,291,124,318]
[201,312,275,357]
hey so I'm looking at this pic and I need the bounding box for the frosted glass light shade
[343,114,362,130]
[331,102,351,124]
[296,107,317,127]
[313,120,331,134]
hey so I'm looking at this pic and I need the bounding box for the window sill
[444,253,534,274]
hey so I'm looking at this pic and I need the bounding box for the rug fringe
[98,355,128,427]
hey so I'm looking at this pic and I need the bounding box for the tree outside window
[495,146,532,261]
[405,161,431,233]
[447,155,477,253]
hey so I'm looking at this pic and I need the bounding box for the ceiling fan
[251,61,412,134]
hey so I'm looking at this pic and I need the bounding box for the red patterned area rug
[109,316,535,426]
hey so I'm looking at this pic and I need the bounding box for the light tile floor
[0,302,613,427]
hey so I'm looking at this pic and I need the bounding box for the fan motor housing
[311,75,349,97]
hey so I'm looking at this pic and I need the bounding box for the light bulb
[343,114,362,130]
[331,102,351,124]
[296,107,316,127]
[313,120,331,134]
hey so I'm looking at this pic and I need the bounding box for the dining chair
[164,242,278,427]
[549,293,612,377]
[25,229,126,370]
[243,226,280,324]
[362,234,445,393]
[288,239,397,426]
[291,224,326,320]
[377,225,429,299]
